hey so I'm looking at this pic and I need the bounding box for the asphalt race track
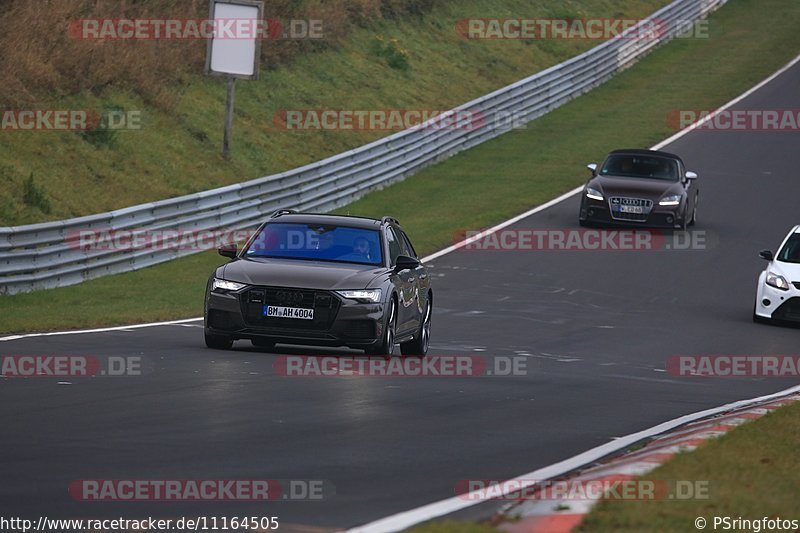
[2,61,799,531]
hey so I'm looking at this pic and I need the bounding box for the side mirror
[218,243,237,259]
[685,171,698,180]
[759,250,774,261]
[395,255,420,271]
[587,163,598,175]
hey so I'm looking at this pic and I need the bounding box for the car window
[386,227,404,265]
[778,233,800,264]
[398,230,418,259]
[244,223,383,266]
[601,155,679,181]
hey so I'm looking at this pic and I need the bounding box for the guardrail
[0,0,726,295]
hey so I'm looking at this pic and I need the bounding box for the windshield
[244,222,383,266]
[600,154,679,181]
[778,233,800,264]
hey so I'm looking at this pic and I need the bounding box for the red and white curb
[495,395,800,533]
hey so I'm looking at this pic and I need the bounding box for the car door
[398,229,428,328]
[386,226,416,335]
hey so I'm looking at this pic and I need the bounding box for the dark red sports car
[579,149,699,229]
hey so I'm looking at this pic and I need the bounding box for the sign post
[205,0,264,159]
[223,77,236,158]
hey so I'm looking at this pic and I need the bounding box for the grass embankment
[579,401,800,531]
[0,0,662,225]
[409,521,502,533]
[2,0,800,333]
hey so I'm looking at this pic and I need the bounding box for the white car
[754,225,800,324]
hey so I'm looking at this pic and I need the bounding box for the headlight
[659,194,681,206]
[212,278,247,292]
[336,289,382,303]
[585,187,604,201]
[766,272,790,291]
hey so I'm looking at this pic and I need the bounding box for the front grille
[793,282,800,290]
[241,286,340,330]
[772,297,800,322]
[608,197,653,222]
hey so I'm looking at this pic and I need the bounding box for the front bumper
[204,285,387,348]
[580,197,686,229]
[755,275,800,323]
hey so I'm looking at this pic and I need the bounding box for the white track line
[348,385,800,533]
[2,52,798,346]
[0,317,202,342]
[650,52,800,151]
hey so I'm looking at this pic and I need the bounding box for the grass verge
[1,0,799,334]
[408,521,502,533]
[0,0,663,225]
[578,401,800,532]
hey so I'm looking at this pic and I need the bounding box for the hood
[217,257,386,290]
[589,175,682,201]
[769,260,800,282]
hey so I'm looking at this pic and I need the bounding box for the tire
[688,193,698,226]
[401,298,432,357]
[676,208,688,230]
[365,298,396,356]
[205,332,233,350]
[251,338,276,350]
[676,203,689,231]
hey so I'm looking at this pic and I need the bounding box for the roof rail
[270,208,297,219]
[381,216,400,225]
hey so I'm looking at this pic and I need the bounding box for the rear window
[244,223,383,266]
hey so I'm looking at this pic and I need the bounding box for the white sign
[205,0,263,79]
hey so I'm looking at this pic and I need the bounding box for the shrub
[371,35,410,71]
[22,173,51,214]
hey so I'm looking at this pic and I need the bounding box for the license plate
[264,305,314,320]
[615,205,644,214]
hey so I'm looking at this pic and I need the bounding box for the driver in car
[339,237,373,262]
